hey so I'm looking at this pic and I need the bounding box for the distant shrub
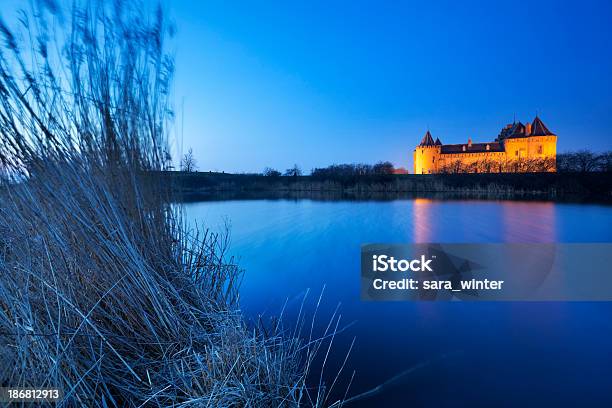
[283,164,302,177]
[263,167,282,177]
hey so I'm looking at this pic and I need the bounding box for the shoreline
[155,171,612,203]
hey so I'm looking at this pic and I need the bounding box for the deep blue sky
[169,0,611,172]
[3,0,611,172]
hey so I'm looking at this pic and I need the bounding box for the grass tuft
[0,1,340,406]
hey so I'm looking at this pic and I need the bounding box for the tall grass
[0,1,338,406]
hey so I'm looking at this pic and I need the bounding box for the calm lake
[185,197,612,407]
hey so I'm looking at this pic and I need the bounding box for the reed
[0,1,338,406]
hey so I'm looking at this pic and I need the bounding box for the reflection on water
[413,198,433,243]
[502,201,556,242]
[410,198,558,243]
[185,198,612,407]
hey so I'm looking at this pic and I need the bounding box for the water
[185,197,612,407]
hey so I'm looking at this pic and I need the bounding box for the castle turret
[413,130,441,174]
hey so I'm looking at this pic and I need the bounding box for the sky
[167,0,612,173]
[3,0,612,173]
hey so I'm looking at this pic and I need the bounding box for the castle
[413,116,557,174]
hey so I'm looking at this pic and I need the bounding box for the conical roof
[530,116,554,136]
[434,137,442,145]
[419,130,435,146]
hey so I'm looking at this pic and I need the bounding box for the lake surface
[185,197,612,407]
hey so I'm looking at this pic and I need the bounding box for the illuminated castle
[413,116,557,174]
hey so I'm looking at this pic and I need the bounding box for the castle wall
[414,136,557,174]
[504,136,557,161]
[437,151,506,172]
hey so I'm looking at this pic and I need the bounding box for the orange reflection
[412,197,434,243]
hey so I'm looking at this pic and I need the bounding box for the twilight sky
[3,0,611,172]
[169,0,611,173]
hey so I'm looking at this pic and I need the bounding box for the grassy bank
[161,171,612,201]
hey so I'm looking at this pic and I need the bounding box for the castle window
[515,151,518,157]
[538,145,543,154]
[486,144,490,151]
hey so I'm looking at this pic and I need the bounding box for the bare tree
[372,161,395,175]
[600,152,612,172]
[574,150,602,172]
[445,160,465,174]
[180,148,198,172]
[284,164,302,177]
[438,157,556,174]
[475,159,497,173]
[263,167,281,177]
[466,162,479,173]
[557,150,609,172]
[556,153,575,172]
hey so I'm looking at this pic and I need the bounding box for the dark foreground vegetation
[165,171,612,201]
[0,2,340,406]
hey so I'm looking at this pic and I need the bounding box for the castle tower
[413,131,441,174]
[528,115,557,169]
[498,115,557,170]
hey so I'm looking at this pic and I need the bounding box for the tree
[475,159,497,173]
[284,164,302,177]
[600,152,612,172]
[556,153,575,172]
[263,167,281,177]
[574,150,602,172]
[372,161,395,175]
[557,150,608,172]
[180,148,198,172]
[446,160,465,174]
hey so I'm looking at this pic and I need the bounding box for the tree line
[262,161,395,177]
[179,149,611,175]
[557,150,612,172]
